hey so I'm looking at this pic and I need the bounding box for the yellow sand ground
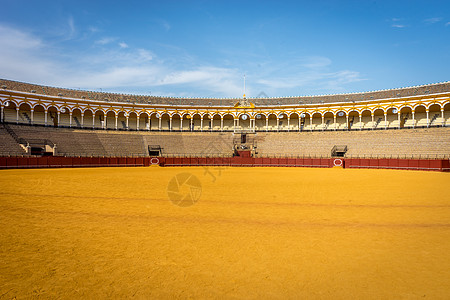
[0,166,449,299]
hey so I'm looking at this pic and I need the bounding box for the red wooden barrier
[0,156,448,172]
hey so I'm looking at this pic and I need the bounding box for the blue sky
[0,0,449,98]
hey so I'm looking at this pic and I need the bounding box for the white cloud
[95,37,117,45]
[67,16,76,38]
[392,24,406,28]
[446,22,450,26]
[424,17,442,24]
[0,24,364,98]
[137,49,154,61]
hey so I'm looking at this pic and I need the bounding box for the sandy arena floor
[0,166,449,299]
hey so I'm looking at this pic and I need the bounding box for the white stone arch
[93,109,106,129]
[359,108,372,129]
[71,107,83,128]
[428,103,442,127]
[222,113,234,131]
[347,109,359,130]
[171,113,182,131]
[148,111,159,130]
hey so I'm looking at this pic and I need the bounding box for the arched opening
[158,113,170,131]
[172,114,181,131]
[429,104,442,127]
[3,101,18,123]
[59,106,71,127]
[290,113,299,131]
[299,112,309,131]
[116,111,127,129]
[323,112,334,130]
[311,112,322,130]
[444,103,450,126]
[182,114,191,131]
[192,114,201,131]
[399,106,413,128]
[222,114,234,131]
[386,107,399,129]
[239,113,250,130]
[373,108,384,129]
[33,105,46,125]
[48,106,58,127]
[128,112,138,130]
[212,114,221,131]
[360,109,371,129]
[255,113,266,131]
[414,105,427,128]
[83,109,94,128]
[94,110,105,129]
[278,113,288,131]
[267,114,277,131]
[348,111,359,130]
[203,114,211,131]
[18,103,32,125]
[139,112,149,130]
[149,113,159,130]
[106,111,116,129]
[336,111,347,130]
[72,108,82,128]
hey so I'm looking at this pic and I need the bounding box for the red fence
[0,156,448,172]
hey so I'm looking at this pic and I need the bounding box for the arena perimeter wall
[0,156,448,172]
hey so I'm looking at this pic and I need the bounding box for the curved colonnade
[1,81,450,132]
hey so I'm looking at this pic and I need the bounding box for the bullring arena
[1,79,450,298]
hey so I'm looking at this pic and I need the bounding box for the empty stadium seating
[1,124,448,159]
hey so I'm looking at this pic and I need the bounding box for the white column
[398,111,401,129]
[359,115,362,130]
[287,117,290,132]
[115,115,118,130]
[333,115,336,131]
[137,116,140,131]
[412,112,415,128]
[310,116,313,131]
[92,114,95,129]
[158,116,161,131]
[321,115,324,131]
[384,112,387,129]
[298,117,301,132]
[169,117,172,131]
[266,117,269,132]
[276,117,279,132]
[180,117,183,131]
[16,107,19,124]
[190,117,193,131]
[57,111,60,127]
[200,117,203,132]
[221,116,223,132]
[426,110,429,127]
[126,116,129,130]
[81,113,84,128]
[30,110,34,125]
[441,108,445,127]
[346,115,349,130]
[45,110,48,126]
[0,106,3,122]
[69,112,73,127]
[371,113,374,129]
